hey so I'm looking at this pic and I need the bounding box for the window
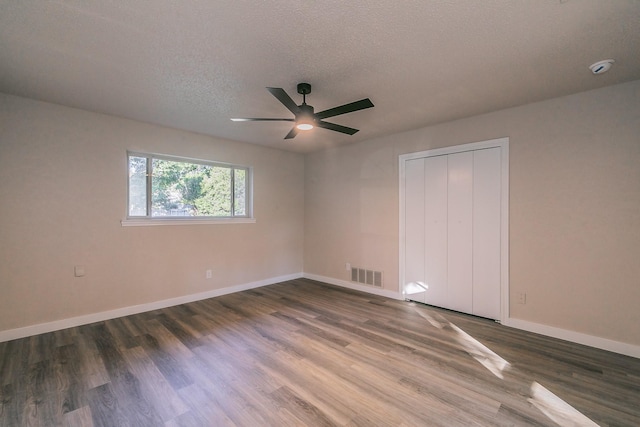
[127,152,252,222]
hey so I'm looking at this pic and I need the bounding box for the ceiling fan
[231,83,374,139]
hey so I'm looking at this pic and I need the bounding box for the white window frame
[122,151,254,226]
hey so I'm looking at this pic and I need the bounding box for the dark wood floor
[1,279,639,426]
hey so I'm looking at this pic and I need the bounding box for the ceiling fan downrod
[297,83,312,105]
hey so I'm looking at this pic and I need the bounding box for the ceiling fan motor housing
[298,103,314,116]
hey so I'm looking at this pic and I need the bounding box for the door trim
[399,137,509,323]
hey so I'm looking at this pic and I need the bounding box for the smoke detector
[589,59,615,75]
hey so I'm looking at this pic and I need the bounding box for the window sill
[121,217,256,227]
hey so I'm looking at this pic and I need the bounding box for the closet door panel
[447,152,473,313]
[473,148,502,319]
[423,155,448,307]
[404,159,426,303]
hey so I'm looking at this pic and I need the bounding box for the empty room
[1,1,639,426]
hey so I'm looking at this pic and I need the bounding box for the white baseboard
[0,272,303,343]
[503,317,640,359]
[304,273,640,359]
[303,273,403,300]
[2,272,639,360]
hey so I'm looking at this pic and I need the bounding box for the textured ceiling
[1,1,639,153]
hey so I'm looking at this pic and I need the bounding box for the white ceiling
[1,1,639,153]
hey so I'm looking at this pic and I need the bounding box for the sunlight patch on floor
[403,281,428,297]
[413,306,445,329]
[528,382,600,427]
[449,323,510,380]
[412,305,601,426]
[412,307,509,378]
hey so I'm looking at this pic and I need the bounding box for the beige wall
[0,94,305,331]
[304,80,640,346]
[2,80,639,348]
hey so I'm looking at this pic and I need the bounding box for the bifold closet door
[446,152,473,314]
[403,145,502,320]
[404,158,426,303]
[472,147,501,319]
[423,155,448,308]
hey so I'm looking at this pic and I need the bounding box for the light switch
[74,266,86,277]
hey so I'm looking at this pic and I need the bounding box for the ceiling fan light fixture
[296,123,314,131]
[296,115,314,130]
[296,103,315,130]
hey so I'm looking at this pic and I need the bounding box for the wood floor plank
[85,383,128,427]
[89,324,165,426]
[269,385,338,427]
[51,344,84,417]
[155,313,202,350]
[75,328,110,391]
[0,385,20,427]
[61,406,93,427]
[120,345,189,422]
[1,278,639,426]
[248,347,358,425]
[105,318,139,351]
[137,333,192,390]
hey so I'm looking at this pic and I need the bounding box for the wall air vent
[351,267,383,288]
[374,271,383,287]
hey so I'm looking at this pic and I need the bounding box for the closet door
[446,152,473,314]
[401,139,506,321]
[423,155,448,308]
[404,159,426,303]
[472,148,502,319]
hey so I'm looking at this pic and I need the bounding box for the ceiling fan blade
[267,87,300,115]
[231,118,295,122]
[284,127,299,139]
[316,121,359,135]
[315,98,374,120]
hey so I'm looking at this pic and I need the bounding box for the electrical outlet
[206,269,212,279]
[345,262,351,272]
[517,292,526,304]
[74,266,85,277]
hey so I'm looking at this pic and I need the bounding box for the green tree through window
[128,153,250,218]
